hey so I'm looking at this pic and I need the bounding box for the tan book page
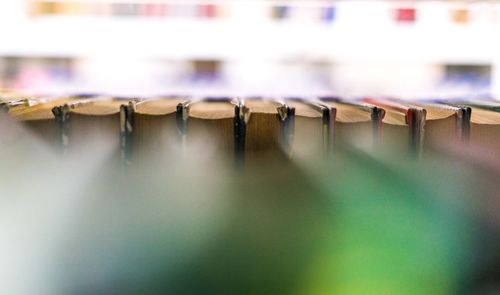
[71,100,126,115]
[135,99,183,115]
[470,107,500,124]
[286,101,322,118]
[0,89,32,102]
[291,116,324,157]
[424,115,458,146]
[245,112,281,159]
[412,103,456,120]
[132,113,178,160]
[323,101,371,123]
[244,100,279,114]
[187,118,234,154]
[9,97,73,121]
[189,102,235,119]
[383,110,407,126]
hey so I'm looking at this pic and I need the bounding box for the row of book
[30,1,335,22]
[31,2,224,19]
[394,7,487,24]
[3,98,493,295]
[1,93,499,165]
[29,1,494,24]
[3,90,500,295]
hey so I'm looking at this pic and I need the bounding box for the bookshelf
[0,0,499,97]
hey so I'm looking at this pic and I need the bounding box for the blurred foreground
[1,110,500,295]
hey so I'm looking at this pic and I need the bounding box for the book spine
[120,102,134,164]
[406,108,426,157]
[234,104,249,168]
[176,102,189,147]
[52,104,70,155]
[456,106,471,143]
[277,105,295,156]
[371,107,385,144]
[322,106,336,154]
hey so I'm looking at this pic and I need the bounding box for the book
[286,98,335,157]
[321,98,385,148]
[465,101,500,159]
[412,102,471,149]
[178,98,241,161]
[0,89,33,103]
[364,98,426,156]
[243,98,294,162]
[52,97,131,157]
[366,99,472,156]
[450,8,469,24]
[124,97,186,162]
[5,96,76,149]
[396,7,416,23]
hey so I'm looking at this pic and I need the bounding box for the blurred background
[0,0,499,98]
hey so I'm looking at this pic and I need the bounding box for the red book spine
[396,8,416,23]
